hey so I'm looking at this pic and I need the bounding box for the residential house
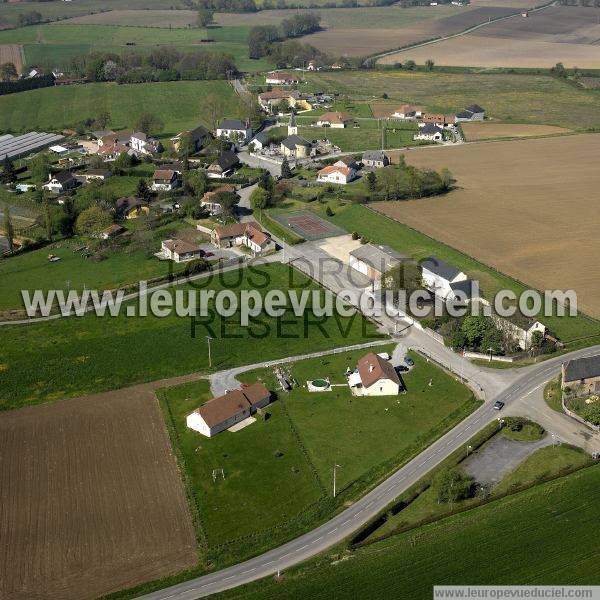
[334,156,359,170]
[160,239,203,263]
[216,119,252,145]
[492,312,547,351]
[130,132,161,156]
[200,184,237,216]
[208,151,240,179]
[362,150,389,169]
[98,142,129,162]
[116,197,149,219]
[348,352,401,396]
[265,72,299,85]
[421,256,467,299]
[170,125,211,153]
[562,354,600,396]
[186,383,271,437]
[151,169,179,191]
[42,171,79,193]
[392,104,423,120]
[414,123,444,142]
[258,89,300,112]
[211,221,274,255]
[348,244,407,286]
[249,131,268,151]
[455,104,485,122]
[99,224,125,240]
[316,111,354,128]
[317,164,356,185]
[81,168,112,182]
[281,135,312,159]
[420,114,455,128]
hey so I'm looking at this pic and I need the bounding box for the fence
[462,351,515,363]
[562,395,600,433]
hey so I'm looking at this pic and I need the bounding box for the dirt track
[377,134,600,318]
[0,384,198,600]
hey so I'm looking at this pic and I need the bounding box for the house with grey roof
[455,104,485,122]
[491,311,546,351]
[281,135,312,159]
[421,257,468,299]
[414,123,444,142]
[349,244,407,287]
[562,354,600,396]
[362,150,389,169]
[216,119,252,146]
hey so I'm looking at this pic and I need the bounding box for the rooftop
[563,354,600,383]
[357,353,400,389]
[350,243,407,273]
[421,256,463,281]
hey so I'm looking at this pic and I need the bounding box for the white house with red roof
[265,71,299,85]
[348,352,401,396]
[317,164,356,185]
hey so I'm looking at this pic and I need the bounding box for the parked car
[405,356,414,367]
[493,400,505,410]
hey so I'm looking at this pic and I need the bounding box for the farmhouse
[421,114,455,128]
[349,243,406,285]
[130,132,161,156]
[200,184,237,216]
[414,123,444,142]
[455,104,485,122]
[171,125,211,153]
[211,221,274,255]
[160,239,203,263]
[362,150,389,169]
[562,354,600,396]
[421,256,467,299]
[42,171,78,193]
[81,168,112,182]
[216,119,252,145]
[208,151,240,179]
[392,105,423,120]
[152,169,179,191]
[186,383,271,437]
[116,197,149,219]
[492,312,547,351]
[265,72,299,85]
[348,352,401,396]
[317,164,356,185]
[281,134,313,159]
[316,111,354,128]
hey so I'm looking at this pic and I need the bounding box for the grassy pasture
[304,71,600,130]
[215,463,600,599]
[159,347,477,566]
[0,80,241,135]
[0,263,379,410]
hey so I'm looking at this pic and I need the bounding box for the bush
[351,231,360,240]
[182,258,210,277]
[435,469,473,504]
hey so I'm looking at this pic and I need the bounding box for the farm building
[455,104,485,122]
[152,169,180,191]
[265,72,299,85]
[208,151,240,179]
[317,164,356,185]
[170,125,211,153]
[200,185,237,216]
[392,105,423,120]
[0,131,65,161]
[420,114,455,128]
[211,221,274,255]
[159,239,203,263]
[349,243,406,285]
[186,383,271,437]
[414,123,444,142]
[216,119,252,145]
[362,150,389,169]
[42,171,79,193]
[421,257,468,299]
[348,352,401,396]
[316,112,354,128]
[116,197,149,219]
[492,312,547,351]
[562,354,600,396]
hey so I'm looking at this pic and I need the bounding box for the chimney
[369,364,374,373]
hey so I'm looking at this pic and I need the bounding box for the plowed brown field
[0,44,23,74]
[0,388,197,600]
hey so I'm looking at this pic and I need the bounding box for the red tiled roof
[318,165,352,177]
[357,352,400,389]
[318,111,353,125]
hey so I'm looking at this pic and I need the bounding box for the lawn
[544,377,563,413]
[215,463,600,599]
[158,346,478,567]
[0,263,380,410]
[304,71,600,131]
[0,80,242,135]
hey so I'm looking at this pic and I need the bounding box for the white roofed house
[186,383,271,437]
[216,119,252,146]
[348,352,401,396]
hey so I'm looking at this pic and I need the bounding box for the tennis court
[271,210,346,241]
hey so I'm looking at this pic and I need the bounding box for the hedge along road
[138,342,600,600]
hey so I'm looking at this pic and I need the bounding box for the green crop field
[216,463,600,599]
[0,263,380,410]
[304,71,600,130]
[158,347,477,567]
[0,80,241,135]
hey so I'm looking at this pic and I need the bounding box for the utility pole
[206,336,213,368]
[333,463,342,498]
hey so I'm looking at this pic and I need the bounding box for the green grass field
[544,378,564,413]
[215,462,600,599]
[0,263,380,410]
[304,71,600,130]
[0,80,241,135]
[158,346,478,567]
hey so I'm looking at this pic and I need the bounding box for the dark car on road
[493,400,505,410]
